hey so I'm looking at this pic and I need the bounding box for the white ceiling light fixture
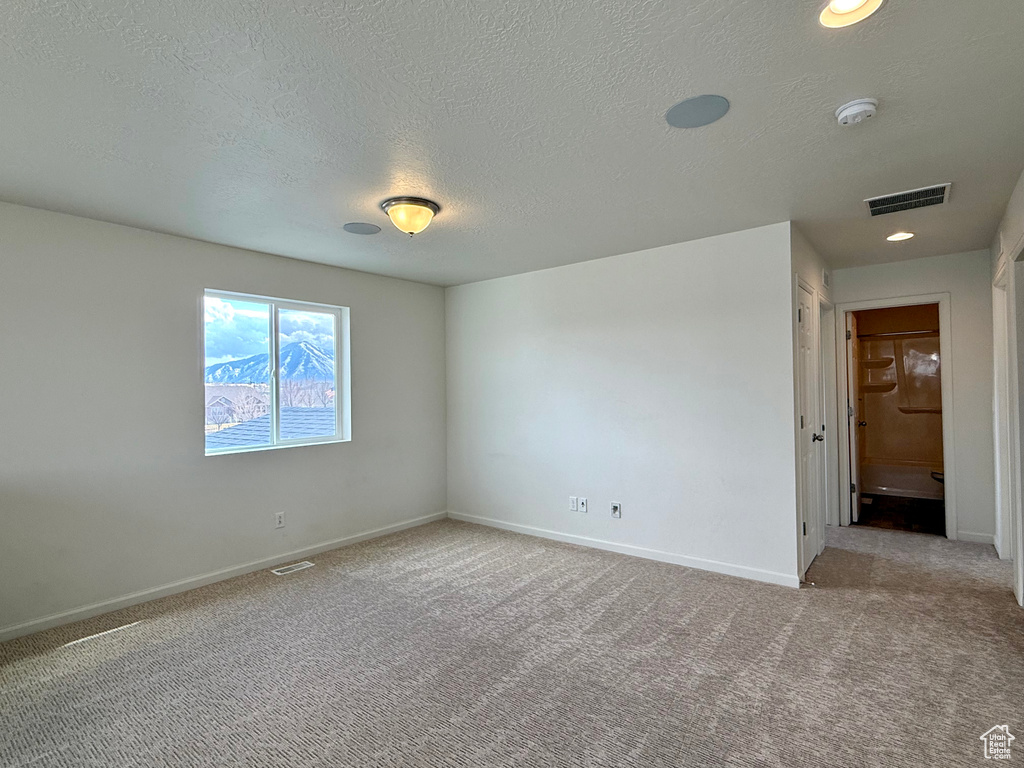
[380,197,440,236]
[819,0,885,28]
[887,232,915,242]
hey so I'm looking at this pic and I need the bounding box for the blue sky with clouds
[204,296,335,366]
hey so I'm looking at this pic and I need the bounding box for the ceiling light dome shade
[819,0,884,27]
[380,197,440,235]
[830,0,868,12]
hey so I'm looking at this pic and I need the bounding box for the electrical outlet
[569,496,578,511]
[610,502,621,519]
[579,497,588,514]
[275,512,285,529]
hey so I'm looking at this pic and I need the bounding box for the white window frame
[203,289,351,456]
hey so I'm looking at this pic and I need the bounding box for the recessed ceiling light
[380,197,440,236]
[887,232,914,242]
[343,222,381,235]
[666,95,730,129]
[819,0,885,28]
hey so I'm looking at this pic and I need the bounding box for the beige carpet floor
[1,520,1021,767]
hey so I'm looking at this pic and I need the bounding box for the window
[203,290,350,454]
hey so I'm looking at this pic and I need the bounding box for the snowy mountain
[205,341,335,383]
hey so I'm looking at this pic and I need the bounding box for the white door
[798,284,821,574]
[993,282,1016,560]
[817,303,833,552]
[846,312,861,524]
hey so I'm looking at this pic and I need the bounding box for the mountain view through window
[204,293,340,453]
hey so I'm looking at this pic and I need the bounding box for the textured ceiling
[1,0,1022,285]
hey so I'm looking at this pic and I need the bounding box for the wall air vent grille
[271,561,314,576]
[864,184,951,217]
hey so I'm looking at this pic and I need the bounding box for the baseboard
[957,530,996,545]
[448,512,800,589]
[0,512,448,643]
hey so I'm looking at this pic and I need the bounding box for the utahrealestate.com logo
[980,725,1015,760]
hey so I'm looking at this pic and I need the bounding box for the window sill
[204,437,350,457]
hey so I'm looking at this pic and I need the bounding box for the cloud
[204,299,336,365]
[203,296,271,365]
[203,297,234,324]
[279,309,335,352]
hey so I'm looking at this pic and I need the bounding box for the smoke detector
[836,98,878,126]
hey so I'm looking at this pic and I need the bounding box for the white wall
[0,202,447,639]
[791,224,832,304]
[446,222,801,587]
[995,171,1024,510]
[831,250,995,543]
[994,167,1024,266]
[992,166,1024,602]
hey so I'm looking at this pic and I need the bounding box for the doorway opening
[846,303,946,536]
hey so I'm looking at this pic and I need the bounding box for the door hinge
[850,483,857,494]
[848,405,854,417]
[800,415,804,428]
[846,330,852,340]
[802,522,807,535]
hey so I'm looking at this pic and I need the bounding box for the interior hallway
[1,520,1020,768]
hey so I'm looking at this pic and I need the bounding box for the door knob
[812,433,824,442]
[857,421,867,427]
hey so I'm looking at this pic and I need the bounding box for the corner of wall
[993,167,1024,269]
[790,223,832,304]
